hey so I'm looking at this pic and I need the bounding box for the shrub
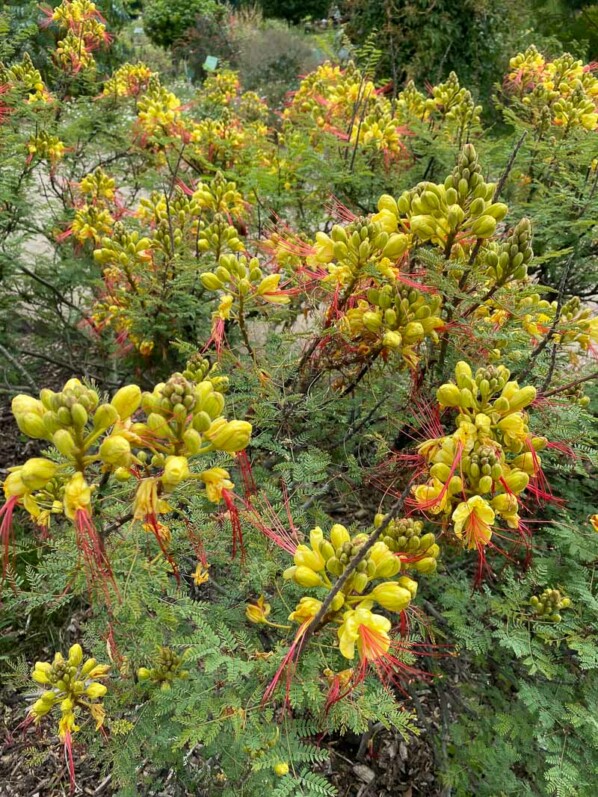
[143,0,218,48]
[1,6,597,796]
[259,0,332,24]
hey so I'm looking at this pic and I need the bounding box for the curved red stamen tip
[1,496,19,582]
[262,621,310,707]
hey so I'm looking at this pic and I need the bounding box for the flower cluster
[396,71,482,141]
[283,524,419,662]
[28,644,109,787]
[283,62,405,161]
[412,361,545,557]
[138,646,189,689]
[383,144,509,253]
[43,0,110,74]
[102,62,154,98]
[29,643,109,734]
[89,174,251,355]
[2,356,251,589]
[529,588,571,623]
[504,47,598,132]
[2,53,50,104]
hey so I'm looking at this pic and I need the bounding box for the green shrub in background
[258,0,332,24]
[143,0,218,48]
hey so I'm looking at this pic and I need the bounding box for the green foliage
[259,0,332,25]
[143,0,218,48]
[1,7,597,797]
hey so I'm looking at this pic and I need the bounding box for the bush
[143,0,218,48]
[1,5,597,796]
[259,0,332,24]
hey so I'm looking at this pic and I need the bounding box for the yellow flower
[289,596,322,624]
[497,413,528,448]
[192,562,210,585]
[452,495,495,549]
[337,604,391,661]
[246,595,271,624]
[133,478,171,521]
[199,467,234,502]
[161,455,190,489]
[590,514,598,533]
[491,493,520,529]
[63,474,91,520]
[412,478,449,514]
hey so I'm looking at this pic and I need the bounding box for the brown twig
[541,370,598,399]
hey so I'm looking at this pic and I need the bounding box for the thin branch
[0,344,39,391]
[17,265,82,313]
[493,131,527,201]
[541,370,598,399]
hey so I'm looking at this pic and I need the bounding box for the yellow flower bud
[274,762,289,777]
[414,557,438,574]
[398,575,418,598]
[382,233,409,258]
[93,403,119,431]
[293,566,324,588]
[138,667,152,680]
[68,644,83,666]
[437,383,462,407]
[382,330,403,349]
[111,385,142,419]
[471,215,497,238]
[16,412,49,439]
[205,419,252,453]
[20,458,58,491]
[99,435,132,467]
[200,272,223,290]
[85,683,108,699]
[330,524,350,549]
[455,361,473,388]
[508,386,536,410]
[294,544,325,571]
[53,429,77,459]
[183,428,202,455]
[503,470,529,494]
[370,582,412,612]
[12,394,44,419]
[162,456,190,488]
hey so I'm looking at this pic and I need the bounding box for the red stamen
[0,496,18,582]
[222,489,244,560]
[262,620,310,707]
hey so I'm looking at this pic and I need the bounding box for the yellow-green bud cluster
[389,144,507,249]
[373,515,440,573]
[137,646,189,689]
[197,214,244,256]
[413,361,548,548]
[483,218,533,284]
[192,174,245,217]
[529,588,571,623]
[312,218,409,285]
[200,254,288,306]
[343,283,443,358]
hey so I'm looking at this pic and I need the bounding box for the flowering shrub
[1,12,597,797]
